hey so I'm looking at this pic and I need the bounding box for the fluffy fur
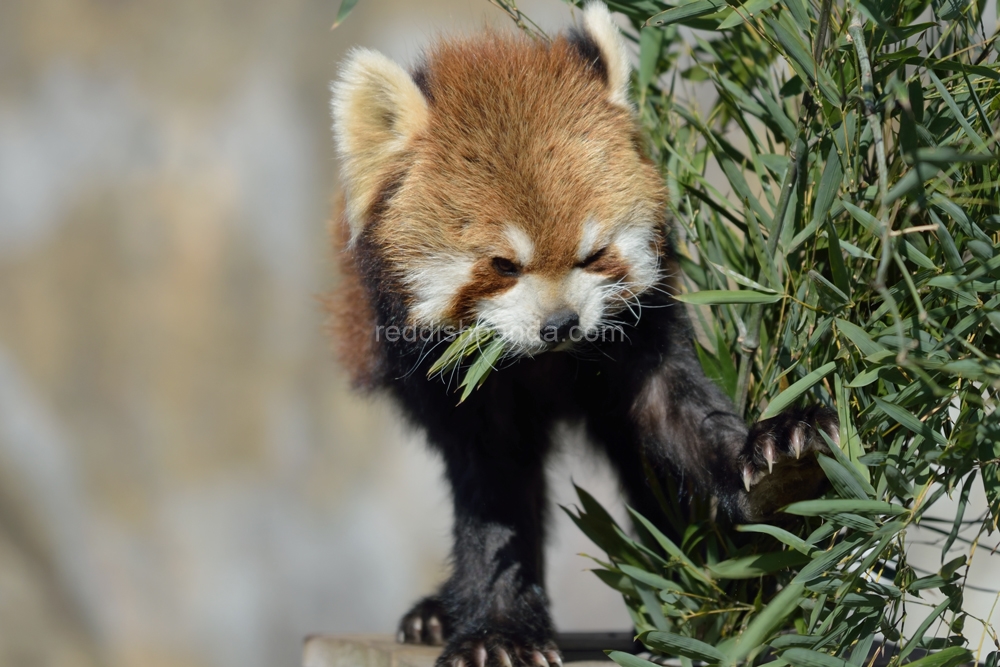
[328,4,837,666]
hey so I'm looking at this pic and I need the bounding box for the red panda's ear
[331,48,429,244]
[579,1,633,111]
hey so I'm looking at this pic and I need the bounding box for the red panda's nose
[540,311,580,344]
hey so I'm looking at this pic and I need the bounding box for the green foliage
[559,0,1000,664]
[427,326,504,404]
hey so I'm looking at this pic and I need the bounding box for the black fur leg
[436,631,562,667]
[736,406,839,522]
[399,596,451,646]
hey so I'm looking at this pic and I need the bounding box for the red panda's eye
[579,246,608,268]
[492,257,521,277]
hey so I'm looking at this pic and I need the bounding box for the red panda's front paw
[399,596,451,646]
[436,634,562,667]
[738,405,840,522]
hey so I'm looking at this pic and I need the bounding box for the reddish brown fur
[449,259,518,323]
[331,29,667,386]
[327,197,381,389]
[375,33,664,290]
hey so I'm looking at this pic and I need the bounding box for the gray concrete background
[0,2,632,667]
[0,1,996,667]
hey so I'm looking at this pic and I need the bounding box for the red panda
[329,3,837,667]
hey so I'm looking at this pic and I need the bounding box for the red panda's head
[332,2,667,356]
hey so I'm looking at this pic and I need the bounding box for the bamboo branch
[848,13,889,205]
[735,133,807,415]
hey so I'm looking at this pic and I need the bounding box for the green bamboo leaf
[817,427,874,493]
[331,0,360,28]
[638,28,664,92]
[811,146,845,231]
[927,69,990,152]
[912,147,996,164]
[644,0,728,27]
[899,599,951,662]
[835,319,886,356]
[640,631,728,663]
[725,581,805,663]
[785,499,908,516]
[711,263,779,293]
[943,473,975,559]
[841,200,882,234]
[590,568,639,597]
[760,361,836,419]
[780,648,851,667]
[608,651,662,667]
[706,550,808,579]
[717,0,780,30]
[619,564,682,593]
[902,647,974,667]
[764,15,839,104]
[675,290,783,305]
[885,162,941,204]
[932,195,992,244]
[770,634,819,649]
[809,270,850,306]
[837,238,875,260]
[636,582,668,631]
[626,507,714,586]
[817,454,868,500]
[736,524,816,555]
[428,326,493,376]
[872,396,948,446]
[900,240,937,271]
[457,337,504,403]
[847,367,879,387]
[825,221,851,298]
[828,512,878,532]
[796,533,872,581]
[745,203,783,290]
[757,89,797,142]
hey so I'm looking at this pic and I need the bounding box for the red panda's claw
[790,426,805,459]
[472,644,486,667]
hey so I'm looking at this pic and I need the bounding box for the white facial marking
[478,270,618,354]
[502,225,535,266]
[612,224,659,290]
[565,268,613,332]
[404,255,475,325]
[477,275,550,355]
[474,218,661,356]
[576,217,603,262]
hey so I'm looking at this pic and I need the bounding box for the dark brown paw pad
[398,597,449,646]
[437,636,562,667]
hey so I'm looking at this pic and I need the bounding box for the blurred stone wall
[0,1,634,667]
[3,2,996,667]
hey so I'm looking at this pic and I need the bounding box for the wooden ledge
[303,634,636,667]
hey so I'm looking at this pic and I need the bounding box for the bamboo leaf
[785,499,908,516]
[717,0,780,29]
[675,290,783,305]
[736,524,817,555]
[644,0,728,27]
[725,581,805,663]
[640,631,728,663]
[706,550,809,578]
[331,0,360,28]
[780,648,851,667]
[760,361,836,419]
